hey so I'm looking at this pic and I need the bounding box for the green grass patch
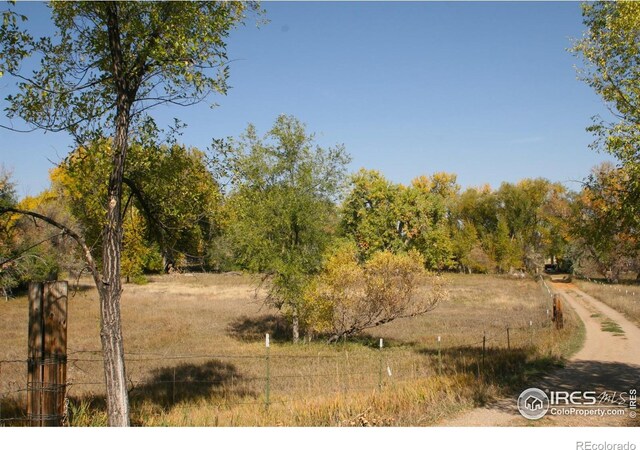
[601,319,625,335]
[562,311,586,359]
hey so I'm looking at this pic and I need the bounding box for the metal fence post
[378,338,383,393]
[265,333,270,409]
[437,336,442,376]
[482,332,486,374]
[172,367,176,405]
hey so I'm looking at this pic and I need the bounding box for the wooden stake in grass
[265,333,270,409]
[529,320,533,346]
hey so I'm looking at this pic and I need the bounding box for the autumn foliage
[304,241,446,342]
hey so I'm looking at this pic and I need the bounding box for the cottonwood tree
[571,163,638,282]
[573,1,640,220]
[340,169,404,259]
[0,2,258,425]
[219,115,350,343]
[340,170,455,269]
[51,139,222,275]
[398,175,456,270]
[450,180,572,273]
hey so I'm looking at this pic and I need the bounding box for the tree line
[1,0,640,426]
[2,114,638,313]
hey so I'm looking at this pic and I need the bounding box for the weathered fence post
[506,326,510,350]
[27,281,68,427]
[27,282,43,425]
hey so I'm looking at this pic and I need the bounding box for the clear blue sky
[0,1,615,199]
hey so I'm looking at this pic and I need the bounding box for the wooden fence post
[27,281,67,427]
[27,282,43,426]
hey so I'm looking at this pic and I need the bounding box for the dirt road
[439,282,640,426]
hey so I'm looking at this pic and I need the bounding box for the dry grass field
[574,279,640,328]
[0,273,584,426]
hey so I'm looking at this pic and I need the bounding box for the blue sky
[0,1,615,198]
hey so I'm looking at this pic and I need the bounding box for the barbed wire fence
[0,277,561,426]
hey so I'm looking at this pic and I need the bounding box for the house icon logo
[525,395,544,410]
[518,388,550,420]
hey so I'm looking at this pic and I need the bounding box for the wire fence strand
[1,277,562,425]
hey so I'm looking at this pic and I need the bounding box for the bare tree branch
[0,207,101,288]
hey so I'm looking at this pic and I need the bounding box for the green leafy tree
[0,2,258,425]
[398,177,454,270]
[51,139,222,274]
[454,185,499,241]
[221,115,350,342]
[492,214,522,273]
[495,179,570,272]
[0,168,18,298]
[451,220,494,273]
[0,167,16,209]
[121,207,148,284]
[573,1,640,221]
[340,169,404,259]
[451,180,572,273]
[341,171,455,269]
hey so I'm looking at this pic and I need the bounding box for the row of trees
[2,0,640,427]
[3,114,638,318]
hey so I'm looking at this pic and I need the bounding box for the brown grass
[574,279,640,327]
[0,273,583,426]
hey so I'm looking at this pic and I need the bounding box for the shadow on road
[479,359,640,417]
[537,359,640,393]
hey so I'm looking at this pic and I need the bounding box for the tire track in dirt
[438,282,640,427]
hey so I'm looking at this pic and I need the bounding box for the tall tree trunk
[101,2,131,426]
[99,106,130,426]
[292,310,300,344]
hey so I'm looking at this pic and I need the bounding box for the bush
[304,241,446,342]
